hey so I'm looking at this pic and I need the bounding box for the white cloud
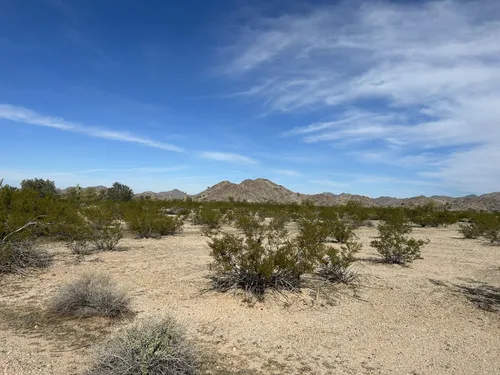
[274,169,301,176]
[224,0,500,193]
[310,179,350,189]
[0,104,183,152]
[200,151,258,165]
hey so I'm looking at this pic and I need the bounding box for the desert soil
[1,223,499,375]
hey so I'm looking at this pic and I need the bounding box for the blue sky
[1,0,499,197]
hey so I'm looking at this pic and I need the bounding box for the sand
[1,223,499,374]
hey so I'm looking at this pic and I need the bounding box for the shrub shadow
[454,280,500,313]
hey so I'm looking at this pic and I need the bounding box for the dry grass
[85,316,199,375]
[48,273,131,318]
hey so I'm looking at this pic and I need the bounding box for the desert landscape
[3,1,500,374]
[1,215,500,374]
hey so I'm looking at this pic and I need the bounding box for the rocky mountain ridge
[61,179,500,211]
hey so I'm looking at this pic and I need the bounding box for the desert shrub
[192,207,223,230]
[458,214,500,243]
[20,178,58,198]
[483,222,500,244]
[127,206,184,239]
[0,240,52,274]
[106,182,134,202]
[295,214,329,270]
[208,220,300,297]
[0,221,52,274]
[84,205,123,251]
[327,216,356,243]
[370,215,429,265]
[319,239,361,283]
[85,316,198,375]
[48,273,130,318]
[233,209,265,237]
[458,222,483,239]
[208,212,326,297]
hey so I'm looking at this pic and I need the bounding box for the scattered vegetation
[48,274,130,318]
[319,239,361,283]
[0,218,51,274]
[106,182,134,202]
[192,206,223,230]
[458,214,500,244]
[20,178,58,198]
[85,316,198,375]
[371,214,429,265]
[84,205,123,251]
[126,204,184,238]
[207,210,363,297]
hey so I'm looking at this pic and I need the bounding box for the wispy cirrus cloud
[274,169,301,177]
[200,151,258,165]
[0,104,183,152]
[223,0,500,193]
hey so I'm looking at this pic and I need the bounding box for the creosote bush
[319,239,361,283]
[48,273,130,318]
[371,215,429,265]
[458,214,500,244]
[85,316,198,375]
[458,222,483,239]
[83,205,123,251]
[207,214,310,297]
[207,210,362,298]
[191,207,223,230]
[127,207,184,238]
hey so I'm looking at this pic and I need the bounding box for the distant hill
[195,178,500,211]
[59,179,500,211]
[135,189,188,201]
[195,178,304,204]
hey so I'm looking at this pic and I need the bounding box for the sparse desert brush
[191,207,223,230]
[458,214,500,243]
[0,240,52,274]
[85,316,198,375]
[48,273,130,318]
[0,221,52,274]
[327,216,356,243]
[83,205,123,251]
[458,222,483,239]
[207,212,330,297]
[371,214,429,265]
[483,218,500,245]
[126,207,184,238]
[319,239,361,283]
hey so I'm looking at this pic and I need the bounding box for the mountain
[135,189,188,200]
[195,178,304,204]
[195,179,500,211]
[59,180,500,211]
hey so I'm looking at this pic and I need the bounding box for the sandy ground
[1,223,500,375]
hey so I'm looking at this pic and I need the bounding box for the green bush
[458,214,500,244]
[127,208,184,238]
[207,212,329,297]
[84,205,123,251]
[106,182,134,202]
[371,215,429,265]
[458,222,483,239]
[20,178,58,198]
[192,207,223,230]
[319,239,361,283]
[48,273,130,318]
[86,316,198,375]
